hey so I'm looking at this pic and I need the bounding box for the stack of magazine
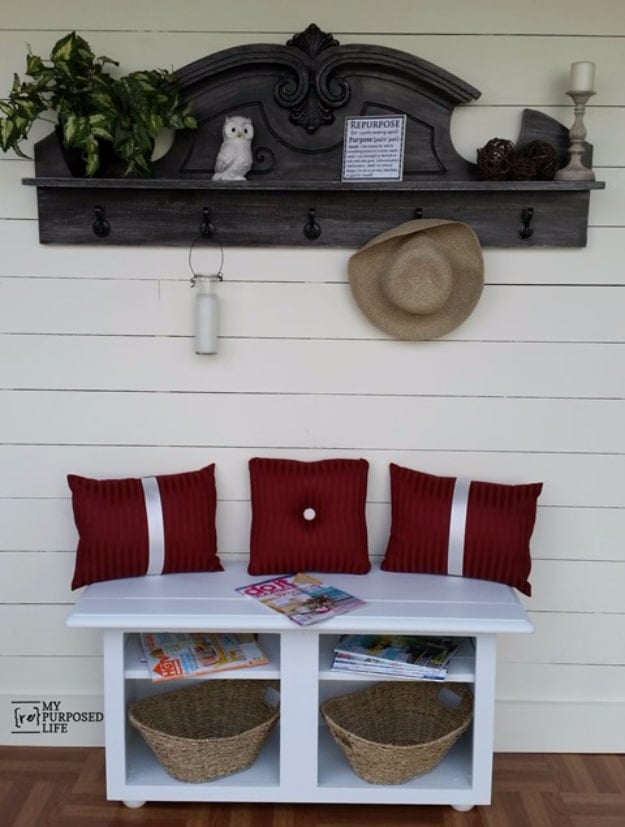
[331,634,458,680]
[139,632,268,682]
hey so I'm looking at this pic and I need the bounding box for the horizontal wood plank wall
[1,1,624,751]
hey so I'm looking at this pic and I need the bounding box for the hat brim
[348,219,484,340]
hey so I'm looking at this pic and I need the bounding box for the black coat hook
[92,205,111,238]
[519,207,534,240]
[200,207,216,238]
[303,208,321,241]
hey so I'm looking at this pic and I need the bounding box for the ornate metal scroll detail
[274,24,351,134]
[252,146,277,175]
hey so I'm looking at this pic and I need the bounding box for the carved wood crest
[161,23,483,180]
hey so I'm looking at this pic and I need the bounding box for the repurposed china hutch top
[24,24,604,247]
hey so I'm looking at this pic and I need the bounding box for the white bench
[66,560,533,811]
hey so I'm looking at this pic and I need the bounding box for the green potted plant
[0,31,196,177]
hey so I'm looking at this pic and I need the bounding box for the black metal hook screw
[92,205,111,238]
[200,207,216,239]
[519,207,534,240]
[303,207,321,241]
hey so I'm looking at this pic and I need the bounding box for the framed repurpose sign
[342,115,407,181]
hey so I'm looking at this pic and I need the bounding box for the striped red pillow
[68,464,222,589]
[248,457,371,575]
[381,464,542,595]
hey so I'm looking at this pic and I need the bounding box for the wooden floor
[1,748,624,827]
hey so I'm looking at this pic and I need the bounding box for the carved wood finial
[286,23,340,57]
[276,24,350,134]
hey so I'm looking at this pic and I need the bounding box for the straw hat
[348,219,484,340]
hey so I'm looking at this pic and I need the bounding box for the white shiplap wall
[1,1,624,751]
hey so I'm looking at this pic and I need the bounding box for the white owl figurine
[212,116,254,181]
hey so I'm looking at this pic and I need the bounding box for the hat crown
[381,235,453,316]
[347,218,484,340]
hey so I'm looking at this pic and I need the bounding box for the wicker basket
[128,680,280,782]
[321,682,473,784]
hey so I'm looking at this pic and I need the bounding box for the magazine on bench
[139,632,268,681]
[236,573,366,626]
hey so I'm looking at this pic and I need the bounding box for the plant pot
[56,126,116,178]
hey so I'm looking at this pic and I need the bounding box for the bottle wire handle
[188,236,225,287]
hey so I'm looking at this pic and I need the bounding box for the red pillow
[381,463,542,595]
[248,458,371,575]
[68,464,222,589]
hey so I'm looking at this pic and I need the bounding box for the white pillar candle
[194,278,219,354]
[569,61,595,93]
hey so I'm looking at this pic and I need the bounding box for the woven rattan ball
[510,154,537,181]
[476,138,516,179]
[519,140,559,180]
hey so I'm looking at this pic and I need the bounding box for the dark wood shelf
[23,24,605,249]
[23,177,604,192]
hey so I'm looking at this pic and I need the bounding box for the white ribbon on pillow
[447,476,471,576]
[141,476,166,575]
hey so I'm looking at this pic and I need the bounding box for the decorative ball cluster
[477,138,559,181]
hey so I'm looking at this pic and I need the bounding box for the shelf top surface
[22,176,605,192]
[66,560,533,636]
